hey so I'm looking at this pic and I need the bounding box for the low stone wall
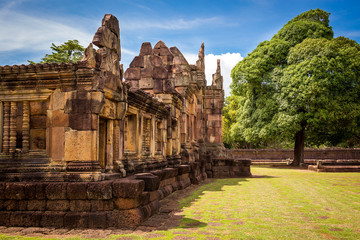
[0,165,194,229]
[206,158,251,178]
[232,148,360,161]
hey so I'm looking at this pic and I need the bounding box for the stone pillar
[150,117,156,157]
[106,119,114,172]
[2,102,10,154]
[9,101,17,154]
[22,101,30,153]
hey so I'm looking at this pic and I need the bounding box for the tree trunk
[291,127,305,166]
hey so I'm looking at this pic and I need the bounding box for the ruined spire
[196,43,205,72]
[212,59,223,89]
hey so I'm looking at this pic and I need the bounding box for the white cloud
[120,17,221,31]
[184,52,243,96]
[0,10,93,52]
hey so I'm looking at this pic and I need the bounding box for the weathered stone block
[87,181,112,199]
[0,182,5,199]
[64,212,88,228]
[0,211,11,226]
[46,200,69,211]
[157,189,164,200]
[141,67,153,78]
[140,42,153,56]
[52,110,69,127]
[134,173,160,191]
[51,89,65,110]
[149,200,160,215]
[178,165,191,174]
[93,26,120,54]
[30,101,48,115]
[141,204,151,220]
[130,56,144,68]
[88,212,107,228]
[4,200,27,210]
[159,177,176,188]
[64,130,96,161]
[114,197,141,210]
[150,169,166,180]
[102,14,120,37]
[69,113,93,131]
[139,192,150,205]
[45,183,67,199]
[147,191,158,202]
[30,129,46,150]
[90,200,114,211]
[24,183,46,200]
[112,178,145,198]
[10,211,41,227]
[153,79,163,93]
[69,200,91,212]
[50,127,65,161]
[5,183,25,199]
[124,68,141,80]
[163,168,178,179]
[27,200,46,211]
[30,115,47,128]
[98,48,121,76]
[67,182,88,199]
[139,77,154,89]
[40,211,65,228]
[150,55,163,67]
[161,185,173,197]
[153,66,168,79]
[121,208,144,227]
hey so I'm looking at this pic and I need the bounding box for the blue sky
[0,0,359,95]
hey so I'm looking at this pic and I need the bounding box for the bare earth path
[1,166,360,239]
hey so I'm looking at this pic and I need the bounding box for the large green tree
[28,40,85,64]
[229,9,360,165]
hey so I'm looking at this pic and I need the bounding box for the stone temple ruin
[0,14,251,228]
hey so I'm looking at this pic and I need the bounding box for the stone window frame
[0,90,52,156]
[124,107,139,157]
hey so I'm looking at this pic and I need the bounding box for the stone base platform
[206,158,252,178]
[308,165,360,172]
[0,165,194,229]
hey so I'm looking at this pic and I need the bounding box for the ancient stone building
[0,14,250,228]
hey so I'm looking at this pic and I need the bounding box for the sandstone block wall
[232,148,360,161]
[0,164,199,229]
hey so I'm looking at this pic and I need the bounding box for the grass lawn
[1,166,360,239]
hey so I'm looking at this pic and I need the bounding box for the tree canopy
[227,9,360,165]
[28,40,85,64]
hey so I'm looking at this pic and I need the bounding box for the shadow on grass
[178,178,250,209]
[178,218,208,229]
[250,174,278,178]
[139,174,278,231]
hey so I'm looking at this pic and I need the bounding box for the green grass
[1,166,360,239]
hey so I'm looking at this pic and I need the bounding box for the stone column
[106,119,114,172]
[150,117,155,157]
[2,102,10,154]
[9,102,17,154]
[22,101,30,153]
